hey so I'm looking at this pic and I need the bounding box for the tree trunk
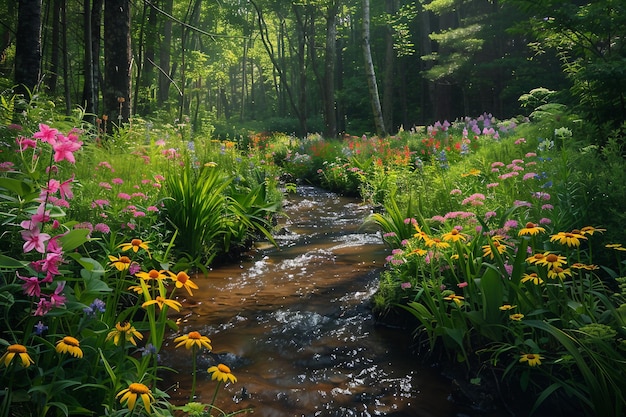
[323,2,338,138]
[361,0,386,137]
[158,0,173,106]
[47,0,61,95]
[103,0,131,128]
[15,0,42,99]
[61,0,70,115]
[382,0,397,133]
[82,0,97,122]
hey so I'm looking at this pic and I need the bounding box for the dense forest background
[1,0,625,138]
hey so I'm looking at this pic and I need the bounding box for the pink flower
[16,136,37,150]
[112,178,124,185]
[42,179,61,197]
[33,124,59,144]
[450,189,462,196]
[34,298,52,316]
[49,282,66,307]
[486,182,499,188]
[59,176,75,200]
[18,273,41,297]
[523,172,538,181]
[42,252,63,276]
[46,235,64,254]
[21,226,51,253]
[503,220,518,229]
[91,199,110,209]
[99,182,112,190]
[457,282,468,288]
[133,211,146,218]
[146,206,159,213]
[400,282,412,290]
[117,193,131,200]
[0,161,15,171]
[97,161,114,171]
[541,204,553,210]
[484,211,497,220]
[94,223,111,233]
[52,135,82,163]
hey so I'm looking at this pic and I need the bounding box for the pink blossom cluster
[15,124,86,316]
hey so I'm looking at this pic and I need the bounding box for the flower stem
[190,346,197,401]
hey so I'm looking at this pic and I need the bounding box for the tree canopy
[1,0,624,137]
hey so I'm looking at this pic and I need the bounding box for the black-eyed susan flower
[106,322,143,346]
[119,238,151,255]
[482,238,508,259]
[56,336,83,358]
[409,248,427,256]
[117,382,155,413]
[173,331,212,350]
[509,313,524,321]
[424,237,450,250]
[169,271,199,296]
[571,262,598,271]
[142,295,182,312]
[413,224,428,240]
[128,284,150,294]
[499,304,517,311]
[207,363,237,384]
[108,255,132,271]
[443,293,465,306]
[526,252,549,265]
[606,243,626,252]
[1,344,35,368]
[547,266,572,280]
[521,273,544,285]
[519,353,543,367]
[135,269,168,281]
[549,231,586,248]
[540,253,568,270]
[518,222,545,236]
[579,226,605,236]
[441,229,467,243]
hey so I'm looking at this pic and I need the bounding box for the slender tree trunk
[361,0,386,137]
[382,0,397,133]
[103,0,131,128]
[61,0,70,115]
[15,0,42,99]
[47,0,61,94]
[82,0,97,122]
[158,0,173,106]
[323,2,338,138]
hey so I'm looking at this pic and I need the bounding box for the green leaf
[480,267,504,323]
[0,178,35,198]
[59,229,90,252]
[0,254,26,269]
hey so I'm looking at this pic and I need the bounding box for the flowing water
[161,186,492,417]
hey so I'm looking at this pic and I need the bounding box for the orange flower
[169,271,199,296]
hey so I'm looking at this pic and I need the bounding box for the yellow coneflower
[207,363,237,384]
[0,344,35,368]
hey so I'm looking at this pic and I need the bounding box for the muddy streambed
[160,186,496,416]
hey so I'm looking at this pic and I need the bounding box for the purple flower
[84,298,106,317]
[34,321,48,335]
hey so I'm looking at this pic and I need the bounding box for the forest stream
[160,185,498,417]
